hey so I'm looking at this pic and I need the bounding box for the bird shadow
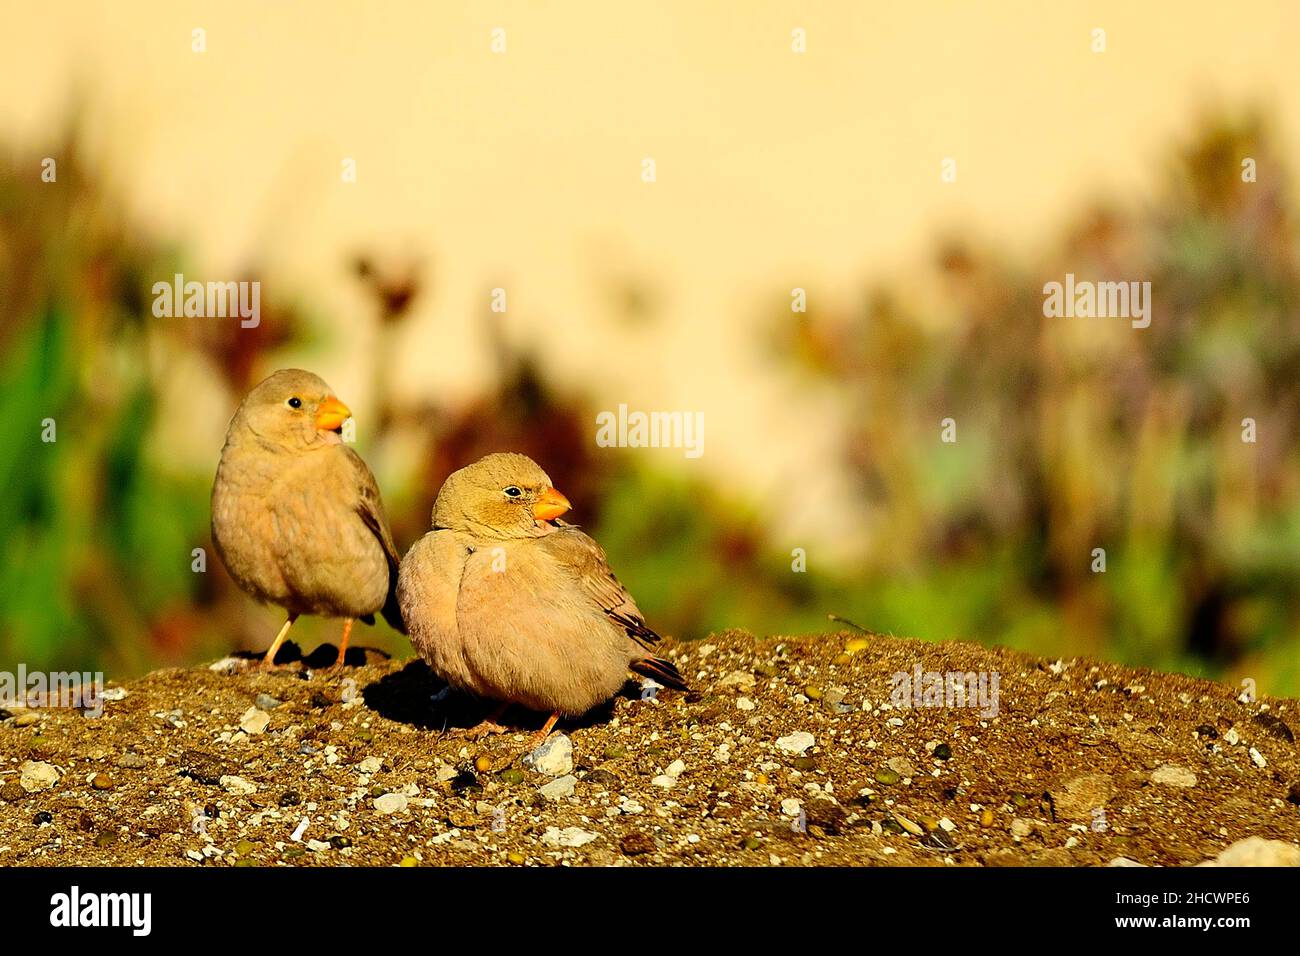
[361,659,632,735]
[229,640,387,669]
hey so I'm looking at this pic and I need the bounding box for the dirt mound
[3,630,1298,866]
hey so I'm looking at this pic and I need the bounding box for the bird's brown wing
[343,447,406,632]
[536,524,662,651]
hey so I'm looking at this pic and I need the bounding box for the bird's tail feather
[380,570,406,634]
[632,655,688,691]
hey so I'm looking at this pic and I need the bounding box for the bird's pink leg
[261,613,299,669]
[524,712,561,751]
[330,618,354,669]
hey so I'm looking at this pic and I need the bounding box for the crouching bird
[211,369,404,668]
[397,452,686,744]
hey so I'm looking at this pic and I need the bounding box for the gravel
[1,628,1298,867]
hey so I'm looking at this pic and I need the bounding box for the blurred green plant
[765,110,1300,693]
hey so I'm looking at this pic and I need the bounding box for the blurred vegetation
[0,112,1296,693]
[769,111,1300,693]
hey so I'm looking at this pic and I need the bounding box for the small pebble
[541,826,597,848]
[399,856,418,867]
[20,761,59,793]
[220,775,257,796]
[892,812,923,836]
[539,775,577,801]
[498,768,525,785]
[254,693,283,711]
[239,707,271,735]
[91,773,114,791]
[523,734,573,776]
[874,768,900,786]
[932,743,952,760]
[374,792,409,814]
[776,732,815,754]
[474,755,493,773]
[1151,764,1197,787]
[506,851,526,865]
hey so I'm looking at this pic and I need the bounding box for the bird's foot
[523,711,562,752]
[462,719,510,740]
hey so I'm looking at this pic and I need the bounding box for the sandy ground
[2,629,1298,867]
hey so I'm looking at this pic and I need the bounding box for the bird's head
[231,368,353,451]
[431,452,571,537]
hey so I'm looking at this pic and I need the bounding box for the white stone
[523,734,573,776]
[651,775,676,789]
[1199,837,1300,867]
[358,756,382,774]
[374,793,408,814]
[781,798,802,817]
[538,775,577,801]
[1150,764,1197,787]
[664,759,686,779]
[19,761,59,792]
[239,707,271,735]
[719,671,756,690]
[736,697,756,711]
[776,731,815,754]
[220,775,257,796]
[541,826,597,848]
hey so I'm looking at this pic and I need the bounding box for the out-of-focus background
[1,2,1297,692]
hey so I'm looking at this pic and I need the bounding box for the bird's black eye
[287,397,302,409]
[503,486,523,498]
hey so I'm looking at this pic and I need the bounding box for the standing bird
[212,369,404,668]
[398,452,686,743]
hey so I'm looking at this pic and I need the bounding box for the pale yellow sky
[2,1,1296,552]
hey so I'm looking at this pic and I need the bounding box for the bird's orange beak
[532,487,572,521]
[315,396,353,432]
